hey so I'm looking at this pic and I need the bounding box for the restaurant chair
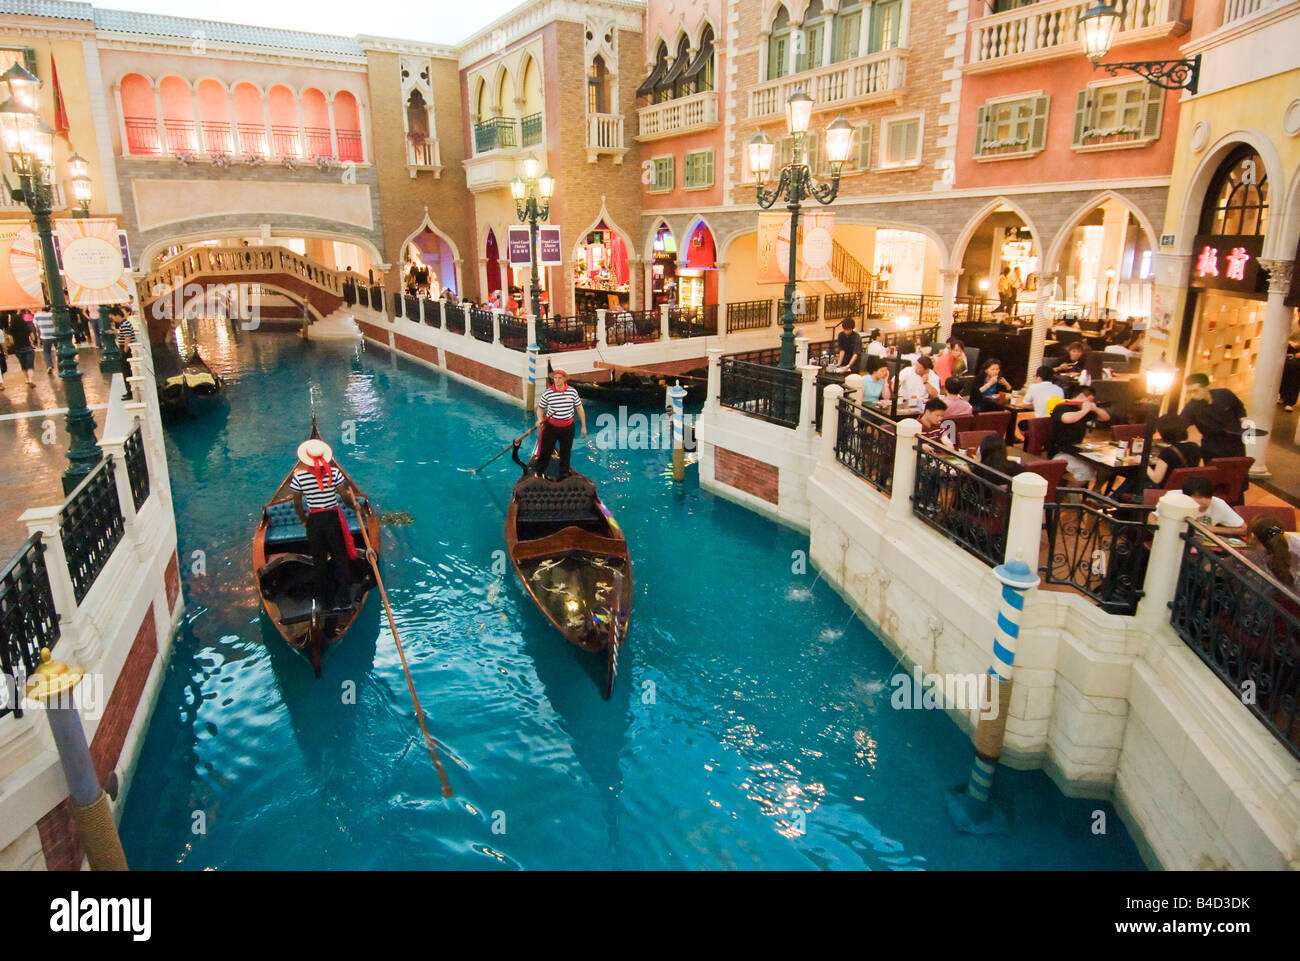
[962,347,981,373]
[958,430,997,453]
[1207,457,1253,505]
[945,414,976,434]
[1023,417,1053,456]
[1142,488,1164,507]
[1163,465,1221,492]
[1110,422,1146,444]
[1237,505,1296,530]
[1021,457,1067,504]
[971,410,1011,437]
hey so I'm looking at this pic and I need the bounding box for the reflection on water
[119,322,1145,870]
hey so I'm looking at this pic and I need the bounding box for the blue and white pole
[949,557,1039,834]
[525,343,539,413]
[669,380,687,482]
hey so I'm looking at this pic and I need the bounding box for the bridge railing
[141,245,347,305]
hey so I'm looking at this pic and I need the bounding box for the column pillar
[795,334,809,367]
[492,308,503,345]
[820,383,844,466]
[1025,270,1056,384]
[796,363,820,441]
[596,308,609,348]
[262,94,275,157]
[938,267,962,341]
[1135,490,1197,626]
[152,82,166,154]
[705,346,724,414]
[715,260,729,339]
[327,93,339,159]
[1004,471,1047,569]
[659,303,671,341]
[1245,260,1295,477]
[189,83,203,154]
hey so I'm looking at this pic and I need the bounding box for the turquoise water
[119,325,1145,870]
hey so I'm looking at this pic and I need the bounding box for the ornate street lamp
[68,152,91,217]
[0,62,102,493]
[1136,356,1178,495]
[750,93,854,370]
[511,153,554,323]
[1079,2,1200,93]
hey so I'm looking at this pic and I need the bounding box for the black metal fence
[879,324,940,352]
[835,397,895,494]
[0,534,60,719]
[423,298,442,327]
[1043,491,1151,615]
[403,294,421,321]
[823,292,862,323]
[606,310,660,345]
[1170,523,1300,760]
[539,315,597,352]
[670,305,717,339]
[61,458,125,604]
[445,302,466,335]
[499,314,528,350]
[911,437,1011,568]
[726,299,773,332]
[124,425,150,511]
[469,307,495,343]
[719,357,802,429]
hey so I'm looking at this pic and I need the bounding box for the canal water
[119,323,1145,870]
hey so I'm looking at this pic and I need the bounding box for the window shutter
[703,150,714,186]
[665,156,674,190]
[1029,94,1050,151]
[856,122,871,170]
[973,104,988,156]
[805,132,819,176]
[1072,88,1089,146]
[22,47,36,75]
[1140,83,1164,140]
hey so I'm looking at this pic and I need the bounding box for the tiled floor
[0,345,118,561]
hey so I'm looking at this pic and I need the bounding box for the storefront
[675,221,717,318]
[651,224,677,309]
[1178,146,1271,400]
[573,219,630,315]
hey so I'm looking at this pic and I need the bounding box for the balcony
[586,112,626,163]
[637,90,719,142]
[1223,0,1286,25]
[406,137,442,179]
[122,116,365,163]
[520,112,543,147]
[473,116,518,155]
[750,49,907,120]
[967,0,1186,72]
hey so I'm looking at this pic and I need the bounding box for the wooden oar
[458,424,540,473]
[354,516,454,798]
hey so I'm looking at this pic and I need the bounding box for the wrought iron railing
[270,124,301,156]
[343,279,357,306]
[823,291,862,323]
[1043,490,1151,615]
[520,112,543,147]
[124,426,150,511]
[303,125,333,159]
[369,286,383,312]
[124,117,161,155]
[670,305,717,338]
[402,293,420,320]
[1170,522,1300,760]
[606,310,660,345]
[337,129,363,163]
[726,299,773,332]
[539,315,597,352]
[60,458,125,605]
[879,324,939,352]
[469,307,495,343]
[474,116,518,153]
[445,302,466,335]
[911,437,1011,568]
[499,314,528,351]
[835,397,895,494]
[0,534,59,719]
[719,357,802,429]
[423,297,441,327]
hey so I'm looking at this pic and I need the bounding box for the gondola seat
[515,478,603,529]
[263,500,365,549]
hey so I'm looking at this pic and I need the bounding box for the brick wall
[36,799,82,872]
[357,319,392,344]
[91,605,159,785]
[393,332,439,366]
[444,351,524,399]
[715,446,778,504]
[164,550,180,613]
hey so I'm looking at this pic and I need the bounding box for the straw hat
[297,438,333,467]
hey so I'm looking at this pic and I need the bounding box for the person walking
[34,307,54,374]
[534,369,587,479]
[10,311,38,388]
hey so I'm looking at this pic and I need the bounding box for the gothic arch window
[1202,146,1269,237]
[588,55,609,114]
[406,89,430,140]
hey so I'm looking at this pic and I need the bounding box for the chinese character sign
[1196,245,1219,278]
[1225,247,1250,282]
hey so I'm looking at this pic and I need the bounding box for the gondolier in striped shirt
[534,369,587,480]
[290,438,371,609]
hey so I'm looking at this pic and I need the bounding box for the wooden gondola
[252,421,379,675]
[159,349,225,416]
[506,441,632,698]
[570,366,707,407]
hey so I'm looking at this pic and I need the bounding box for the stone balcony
[966,0,1186,72]
[749,49,907,120]
[636,91,720,143]
[586,112,627,163]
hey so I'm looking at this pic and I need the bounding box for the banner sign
[538,226,562,267]
[507,225,532,268]
[757,212,835,283]
[0,221,42,309]
[55,218,130,306]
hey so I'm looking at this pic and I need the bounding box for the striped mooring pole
[669,380,687,482]
[525,343,539,413]
[948,556,1039,835]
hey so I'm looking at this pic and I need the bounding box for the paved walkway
[0,345,118,561]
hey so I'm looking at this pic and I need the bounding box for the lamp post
[977,279,990,323]
[1079,2,1201,93]
[0,64,101,493]
[749,92,854,370]
[1136,356,1177,497]
[510,154,555,324]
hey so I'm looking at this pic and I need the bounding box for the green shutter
[973,104,988,156]
[1072,88,1089,146]
[1029,95,1050,151]
[704,150,714,186]
[1141,83,1164,140]
[856,122,871,170]
[807,22,823,69]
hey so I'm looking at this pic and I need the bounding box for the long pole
[528,198,542,322]
[26,173,101,493]
[780,178,803,371]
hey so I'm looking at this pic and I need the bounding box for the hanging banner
[757,212,836,283]
[507,225,532,268]
[538,226,562,267]
[55,218,130,306]
[5,223,45,307]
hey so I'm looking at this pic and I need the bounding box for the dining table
[1071,440,1159,496]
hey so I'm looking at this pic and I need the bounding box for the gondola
[158,349,225,416]
[571,367,707,407]
[252,421,379,676]
[506,440,632,698]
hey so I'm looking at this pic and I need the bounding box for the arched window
[232,82,265,156]
[120,74,158,154]
[1202,147,1269,237]
[869,0,902,53]
[588,55,609,114]
[767,6,791,80]
[672,36,693,98]
[158,77,196,154]
[267,84,299,157]
[302,88,331,159]
[334,90,363,162]
[830,2,862,63]
[195,79,229,155]
[637,41,669,102]
[694,25,716,93]
[798,1,826,73]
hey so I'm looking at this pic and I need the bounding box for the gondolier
[290,437,370,610]
[534,368,587,479]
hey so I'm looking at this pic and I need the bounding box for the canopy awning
[682,42,713,81]
[658,50,690,92]
[635,58,667,98]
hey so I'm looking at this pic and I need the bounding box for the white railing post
[659,304,671,341]
[795,335,810,368]
[1135,490,1198,625]
[492,308,502,345]
[596,308,608,349]
[438,299,446,328]
[797,363,820,440]
[417,297,426,325]
[1004,471,1048,567]
[821,383,844,466]
[888,419,921,522]
[843,373,864,404]
[20,507,98,666]
[705,347,724,414]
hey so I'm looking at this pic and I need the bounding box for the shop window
[974,95,1049,158]
[881,115,921,168]
[683,149,715,189]
[1072,80,1163,149]
[869,0,902,54]
[830,3,861,63]
[767,6,791,80]
[649,155,675,193]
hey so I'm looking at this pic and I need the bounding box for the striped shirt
[539,386,582,424]
[290,466,344,510]
[34,312,54,341]
[118,317,135,343]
